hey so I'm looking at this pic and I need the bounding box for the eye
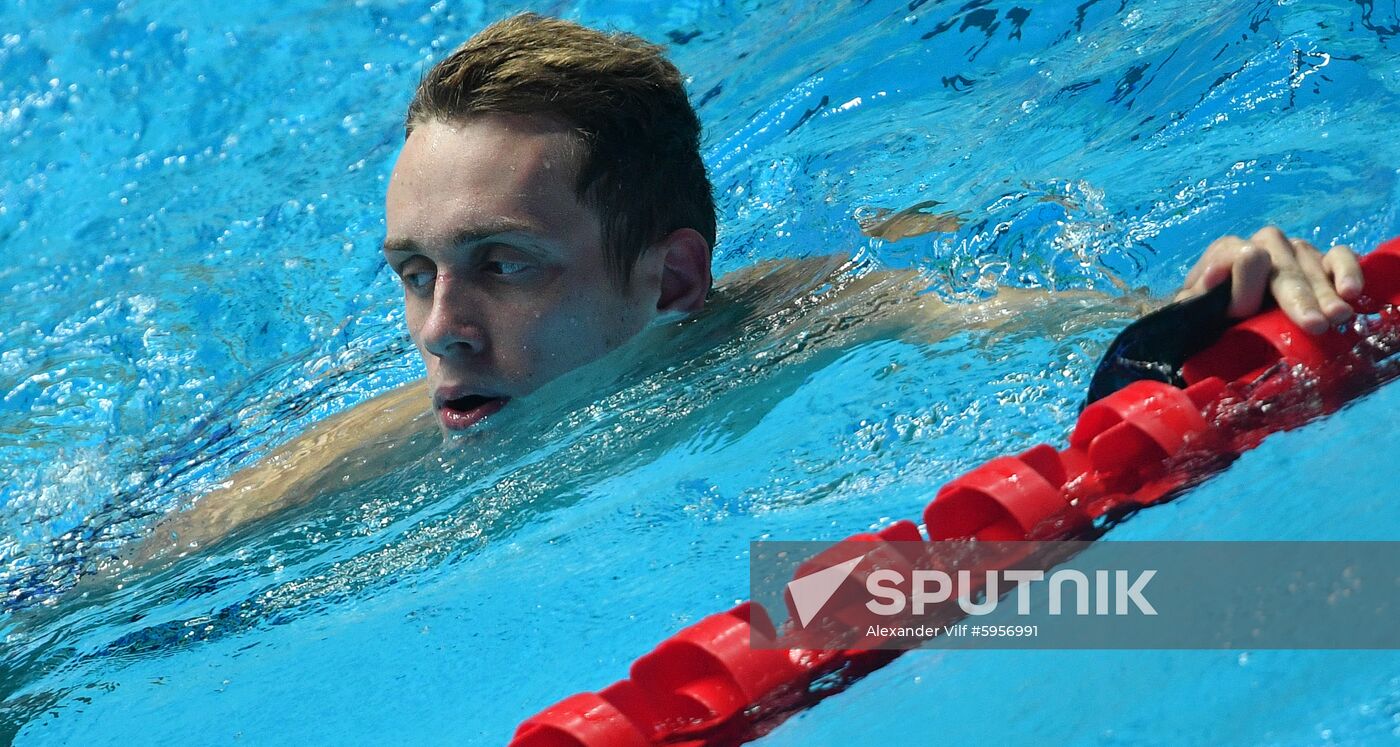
[402,270,435,290]
[483,259,531,276]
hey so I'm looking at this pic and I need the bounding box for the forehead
[385,113,594,246]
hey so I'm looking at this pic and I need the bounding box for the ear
[652,228,712,314]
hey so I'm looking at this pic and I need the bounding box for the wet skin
[385,114,1366,433]
[114,114,1367,569]
[380,117,995,440]
[383,114,674,435]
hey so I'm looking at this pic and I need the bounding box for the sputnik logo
[786,555,865,628]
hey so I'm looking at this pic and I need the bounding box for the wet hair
[405,13,716,285]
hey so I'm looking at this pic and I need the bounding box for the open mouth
[437,394,509,431]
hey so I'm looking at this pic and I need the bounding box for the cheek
[585,293,649,350]
[512,310,588,360]
[511,298,622,365]
[402,297,432,356]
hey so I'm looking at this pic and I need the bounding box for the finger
[1321,244,1364,300]
[1228,243,1272,319]
[1176,239,1241,302]
[1176,264,1232,304]
[1174,261,1230,302]
[1181,253,1211,291]
[1292,239,1352,326]
[1253,227,1327,333]
[1183,236,1239,289]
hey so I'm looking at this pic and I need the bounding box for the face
[384,114,663,434]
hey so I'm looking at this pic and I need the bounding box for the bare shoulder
[117,379,437,569]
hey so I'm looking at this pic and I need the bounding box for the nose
[418,274,488,360]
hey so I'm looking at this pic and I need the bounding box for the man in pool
[124,13,1366,566]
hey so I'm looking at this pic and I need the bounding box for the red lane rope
[511,238,1400,747]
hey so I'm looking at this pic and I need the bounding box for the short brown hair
[405,13,716,284]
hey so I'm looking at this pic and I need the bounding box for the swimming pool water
[3,0,1400,744]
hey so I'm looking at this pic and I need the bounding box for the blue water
[3,0,1400,744]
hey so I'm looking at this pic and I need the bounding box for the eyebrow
[381,219,547,256]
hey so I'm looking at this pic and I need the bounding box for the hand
[1174,226,1365,335]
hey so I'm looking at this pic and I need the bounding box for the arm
[119,378,437,568]
[914,226,1364,338]
[732,226,1364,350]
[119,228,1360,569]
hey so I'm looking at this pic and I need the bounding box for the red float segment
[784,523,925,643]
[923,446,1081,541]
[1360,268,1400,311]
[512,603,818,747]
[1018,443,1070,487]
[632,603,808,710]
[1184,377,1227,408]
[1072,380,1214,453]
[511,692,654,747]
[1182,243,1400,389]
[1355,244,1400,312]
[1070,380,1223,494]
[513,239,1400,747]
[876,520,924,542]
[1180,315,1358,395]
[786,521,924,588]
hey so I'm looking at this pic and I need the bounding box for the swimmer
[119,13,1366,569]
